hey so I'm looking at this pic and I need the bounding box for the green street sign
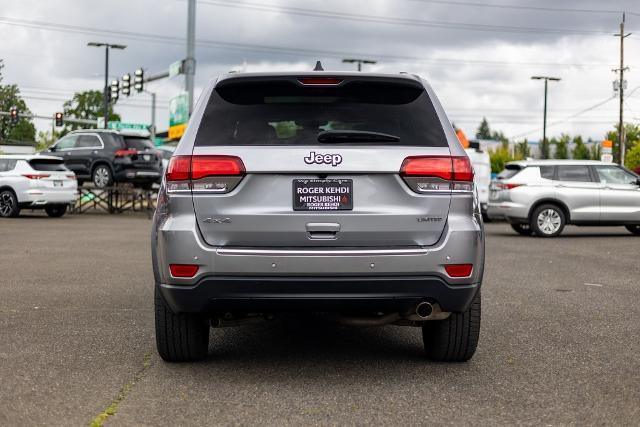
[107,121,149,131]
[169,93,189,127]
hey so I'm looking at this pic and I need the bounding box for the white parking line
[584,283,604,287]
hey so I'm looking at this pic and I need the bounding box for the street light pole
[342,58,377,71]
[87,42,127,128]
[531,76,561,158]
[186,0,196,115]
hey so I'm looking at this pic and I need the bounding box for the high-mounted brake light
[400,155,474,193]
[169,264,199,278]
[444,264,473,278]
[165,155,245,193]
[298,77,343,85]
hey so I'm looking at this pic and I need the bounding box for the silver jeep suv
[488,159,640,237]
[151,71,484,362]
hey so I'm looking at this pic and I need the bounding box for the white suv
[488,160,640,237]
[0,155,77,218]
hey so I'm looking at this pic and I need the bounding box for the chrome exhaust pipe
[415,301,433,319]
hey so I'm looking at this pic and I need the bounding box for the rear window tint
[539,166,556,179]
[124,137,154,150]
[29,159,68,171]
[497,165,522,179]
[557,165,592,182]
[195,79,447,147]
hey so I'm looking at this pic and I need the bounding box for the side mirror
[636,178,640,187]
[49,145,57,152]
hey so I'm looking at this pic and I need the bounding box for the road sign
[169,60,184,78]
[169,92,189,140]
[601,139,613,155]
[107,121,149,131]
[601,153,613,163]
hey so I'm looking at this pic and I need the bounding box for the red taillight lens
[115,149,138,157]
[66,174,75,179]
[22,174,51,179]
[191,155,245,179]
[169,264,199,278]
[400,156,474,182]
[500,183,524,190]
[444,264,473,278]
[166,155,191,181]
[298,77,343,85]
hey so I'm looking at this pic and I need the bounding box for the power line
[196,0,618,36]
[408,0,640,16]
[0,17,624,69]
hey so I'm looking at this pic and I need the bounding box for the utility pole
[531,76,561,158]
[614,12,631,165]
[342,58,377,71]
[87,42,126,128]
[185,0,196,115]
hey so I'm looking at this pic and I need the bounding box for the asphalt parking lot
[1,213,639,425]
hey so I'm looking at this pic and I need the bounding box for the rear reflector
[444,264,473,278]
[169,264,199,278]
[400,156,474,182]
[298,77,343,85]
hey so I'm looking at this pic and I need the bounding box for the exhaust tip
[416,301,433,319]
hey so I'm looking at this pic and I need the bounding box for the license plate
[293,179,353,211]
[53,180,63,187]
[143,155,151,161]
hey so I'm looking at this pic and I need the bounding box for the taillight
[169,264,199,278]
[115,149,138,157]
[66,174,76,179]
[400,156,474,193]
[165,155,245,193]
[22,174,51,179]
[444,264,473,278]
[495,182,524,190]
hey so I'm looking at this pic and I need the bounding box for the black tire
[625,225,640,235]
[45,204,67,218]
[510,223,533,236]
[92,164,113,188]
[530,204,566,237]
[422,290,481,362]
[0,189,20,218]
[155,286,209,362]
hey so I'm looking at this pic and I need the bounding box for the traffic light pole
[103,46,109,129]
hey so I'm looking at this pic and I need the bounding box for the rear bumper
[115,168,161,183]
[18,189,77,205]
[158,276,480,314]
[487,201,528,221]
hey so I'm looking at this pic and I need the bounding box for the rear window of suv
[497,164,523,179]
[29,159,68,171]
[124,137,154,150]
[195,78,447,147]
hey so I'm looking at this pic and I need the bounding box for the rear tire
[92,164,113,188]
[155,286,209,362]
[0,190,20,218]
[45,204,67,217]
[530,204,565,237]
[625,225,640,235]
[422,290,481,362]
[510,223,533,236]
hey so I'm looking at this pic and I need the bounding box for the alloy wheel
[0,192,15,217]
[537,208,561,235]
[93,167,111,188]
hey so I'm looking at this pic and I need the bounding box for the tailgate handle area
[306,222,340,240]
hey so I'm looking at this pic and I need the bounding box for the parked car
[156,143,176,174]
[488,160,640,237]
[45,129,162,189]
[0,155,77,218]
[151,70,485,362]
[465,140,491,220]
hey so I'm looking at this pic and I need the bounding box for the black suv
[46,129,162,189]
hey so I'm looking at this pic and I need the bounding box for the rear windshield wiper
[317,130,400,143]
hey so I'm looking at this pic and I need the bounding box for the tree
[488,143,513,173]
[61,90,120,134]
[588,139,601,160]
[605,123,640,162]
[625,143,640,171]
[572,135,590,160]
[0,60,36,143]
[513,139,530,160]
[36,130,60,151]
[538,138,551,159]
[554,134,570,159]
[476,117,491,139]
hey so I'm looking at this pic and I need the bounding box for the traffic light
[54,112,63,127]
[9,106,18,124]
[110,79,120,102]
[121,73,131,96]
[134,68,144,92]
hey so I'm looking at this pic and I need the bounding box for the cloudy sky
[1,0,639,142]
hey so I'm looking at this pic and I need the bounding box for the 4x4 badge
[203,217,232,224]
[304,151,343,167]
